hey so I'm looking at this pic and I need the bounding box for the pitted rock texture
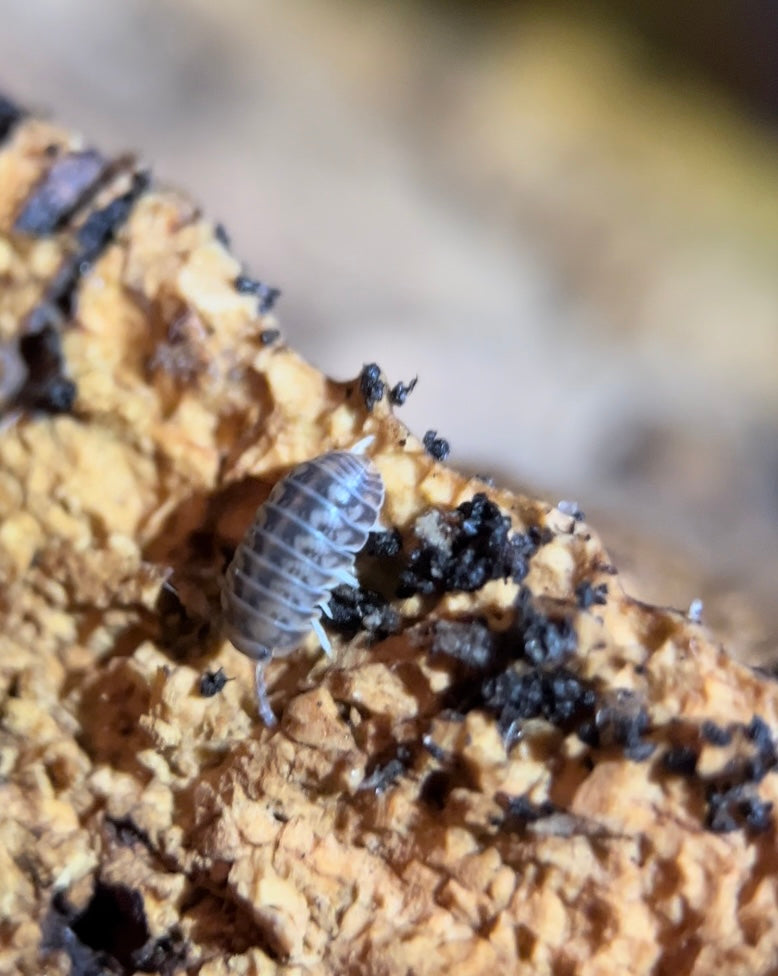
[1,105,778,976]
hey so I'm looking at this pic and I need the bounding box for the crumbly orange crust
[1,106,778,976]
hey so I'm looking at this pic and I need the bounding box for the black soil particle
[577,691,654,761]
[260,328,280,345]
[746,715,774,753]
[14,150,105,235]
[701,720,733,746]
[76,171,150,259]
[397,493,541,597]
[481,667,597,743]
[0,94,23,142]
[429,618,497,671]
[389,376,417,406]
[214,223,231,247]
[707,784,773,834]
[327,584,401,639]
[512,588,578,667]
[359,362,384,412]
[661,714,777,835]
[16,325,77,414]
[199,667,228,697]
[234,274,281,314]
[423,429,450,461]
[575,581,608,610]
[364,528,402,558]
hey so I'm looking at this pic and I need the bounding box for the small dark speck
[701,720,732,747]
[364,528,402,558]
[746,715,774,752]
[625,741,656,762]
[199,668,229,697]
[576,581,608,610]
[423,430,450,461]
[234,274,281,314]
[260,329,280,345]
[360,362,384,412]
[389,376,417,406]
[214,223,231,247]
[707,784,774,835]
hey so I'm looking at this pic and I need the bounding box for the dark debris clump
[397,494,541,597]
[327,585,401,640]
[707,784,773,835]
[429,618,497,671]
[359,363,384,412]
[199,668,228,697]
[701,720,733,747]
[481,666,597,743]
[513,588,578,667]
[577,690,654,761]
[389,376,417,406]
[364,528,403,558]
[422,429,450,461]
[660,714,777,835]
[234,274,281,314]
[575,581,608,610]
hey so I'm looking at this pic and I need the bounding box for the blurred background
[1,0,777,661]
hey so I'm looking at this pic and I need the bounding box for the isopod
[221,437,385,725]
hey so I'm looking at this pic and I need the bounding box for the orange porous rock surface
[1,98,777,976]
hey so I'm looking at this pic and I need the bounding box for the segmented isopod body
[221,440,384,725]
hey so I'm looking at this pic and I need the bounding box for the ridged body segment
[222,450,384,662]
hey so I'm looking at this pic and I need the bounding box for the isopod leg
[350,434,375,455]
[311,616,333,658]
[254,662,278,727]
[335,567,360,589]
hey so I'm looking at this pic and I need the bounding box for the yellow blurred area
[0,0,776,658]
